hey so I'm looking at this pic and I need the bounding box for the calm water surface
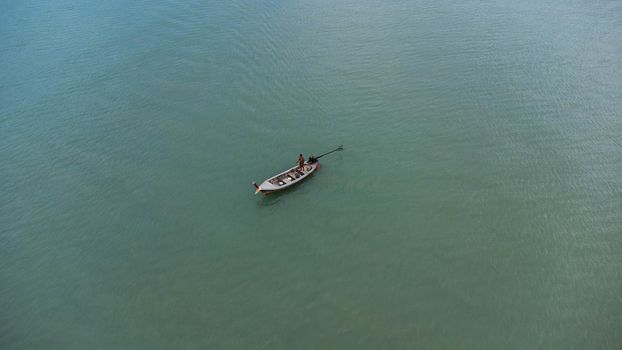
[1,0,621,349]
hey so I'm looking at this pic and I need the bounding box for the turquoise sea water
[2,0,621,348]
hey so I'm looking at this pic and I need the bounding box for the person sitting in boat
[298,154,305,171]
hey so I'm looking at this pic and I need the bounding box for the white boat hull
[253,161,319,194]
